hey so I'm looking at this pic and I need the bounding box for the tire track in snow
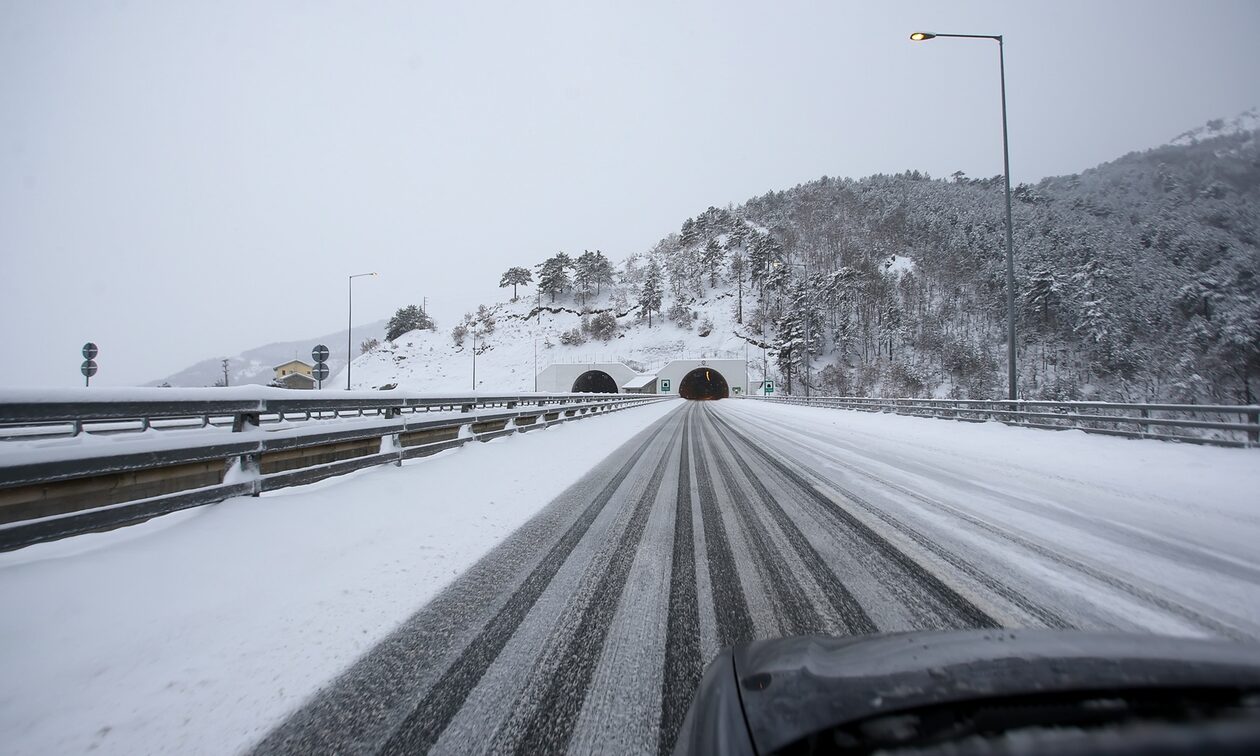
[692,411,823,637]
[734,406,1260,592]
[656,408,700,756]
[701,405,877,635]
[377,414,677,755]
[506,409,684,755]
[736,412,1069,628]
[692,415,755,650]
[722,405,1255,639]
[707,409,999,630]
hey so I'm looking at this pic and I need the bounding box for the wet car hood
[673,629,1260,755]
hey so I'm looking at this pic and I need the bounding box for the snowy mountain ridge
[343,108,1259,403]
[1169,106,1259,147]
[163,110,1259,403]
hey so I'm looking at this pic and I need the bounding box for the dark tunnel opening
[679,367,729,400]
[571,370,619,393]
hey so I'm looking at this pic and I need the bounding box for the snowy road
[255,399,1260,755]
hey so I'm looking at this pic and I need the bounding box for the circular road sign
[312,344,330,363]
[82,342,99,360]
[312,364,330,382]
[81,359,98,378]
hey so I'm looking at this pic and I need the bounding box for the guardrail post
[383,407,403,466]
[232,412,260,433]
[1249,408,1259,447]
[1140,407,1150,439]
[228,411,263,496]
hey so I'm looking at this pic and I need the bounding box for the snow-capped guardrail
[748,395,1260,448]
[0,387,669,551]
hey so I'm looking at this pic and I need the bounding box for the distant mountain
[149,320,388,387]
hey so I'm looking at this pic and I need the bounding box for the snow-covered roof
[621,374,657,389]
[274,360,313,371]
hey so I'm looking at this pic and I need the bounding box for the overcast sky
[2,0,1257,387]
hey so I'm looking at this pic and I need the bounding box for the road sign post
[312,344,330,389]
[81,342,99,387]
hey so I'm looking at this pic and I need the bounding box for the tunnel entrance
[679,367,729,400]
[571,370,619,393]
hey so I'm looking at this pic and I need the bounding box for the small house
[274,360,316,390]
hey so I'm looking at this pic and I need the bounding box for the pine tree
[666,249,691,299]
[573,250,599,303]
[702,238,724,288]
[1023,268,1060,331]
[680,217,700,248]
[1073,257,1115,366]
[748,233,783,293]
[729,245,746,324]
[592,250,615,295]
[536,253,572,303]
[386,305,435,341]
[498,266,533,301]
[640,260,664,327]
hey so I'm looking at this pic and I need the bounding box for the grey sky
[2,0,1257,387]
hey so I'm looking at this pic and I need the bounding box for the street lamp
[911,30,1018,401]
[346,272,378,390]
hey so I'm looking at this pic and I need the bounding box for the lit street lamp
[911,30,1018,400]
[346,272,378,390]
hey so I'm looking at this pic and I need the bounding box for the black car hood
[673,629,1260,755]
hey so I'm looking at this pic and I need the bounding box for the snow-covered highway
[257,399,1260,755]
[3,398,1259,755]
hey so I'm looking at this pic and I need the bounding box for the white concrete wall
[653,359,748,397]
[536,362,638,393]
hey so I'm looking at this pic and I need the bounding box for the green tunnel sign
[660,379,671,393]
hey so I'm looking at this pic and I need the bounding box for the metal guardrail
[747,395,1260,448]
[0,391,667,551]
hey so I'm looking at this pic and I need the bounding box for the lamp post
[762,305,769,396]
[911,30,1018,401]
[346,272,378,390]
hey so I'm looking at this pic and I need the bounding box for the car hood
[673,629,1260,755]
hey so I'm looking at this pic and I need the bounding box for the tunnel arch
[679,367,729,400]
[571,370,619,393]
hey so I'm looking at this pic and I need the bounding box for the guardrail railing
[747,395,1260,449]
[0,388,667,551]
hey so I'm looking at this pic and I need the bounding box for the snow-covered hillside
[340,242,917,393]
[1169,106,1260,146]
[187,111,1260,401]
[339,293,760,392]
